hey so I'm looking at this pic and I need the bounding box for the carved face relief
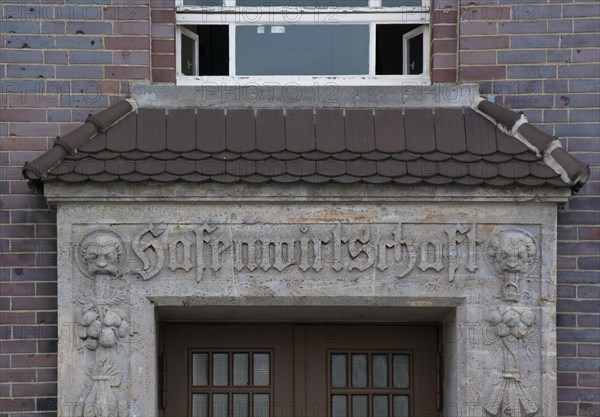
[485,230,538,302]
[78,231,126,278]
[486,230,537,274]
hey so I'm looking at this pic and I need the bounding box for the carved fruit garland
[78,290,130,352]
[484,308,539,417]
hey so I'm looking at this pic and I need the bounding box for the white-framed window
[175,0,430,85]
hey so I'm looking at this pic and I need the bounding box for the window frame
[175,0,431,85]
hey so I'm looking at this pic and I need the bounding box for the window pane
[193,353,208,386]
[233,353,249,386]
[183,0,223,5]
[213,353,229,386]
[406,33,424,75]
[253,353,270,386]
[392,355,409,388]
[197,25,229,76]
[331,354,347,387]
[351,354,367,387]
[372,396,388,417]
[236,25,369,75]
[193,394,208,417]
[253,394,270,417]
[213,394,228,417]
[376,24,419,75]
[352,396,368,417]
[372,355,388,387]
[332,395,347,417]
[393,396,409,417]
[236,0,368,6]
[382,0,422,6]
[234,394,249,417]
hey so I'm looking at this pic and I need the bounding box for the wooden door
[161,324,439,417]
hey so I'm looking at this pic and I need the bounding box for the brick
[114,51,150,65]
[55,35,103,49]
[37,397,58,411]
[104,6,149,21]
[6,65,54,79]
[69,51,112,65]
[0,50,43,64]
[11,354,57,368]
[432,39,458,53]
[548,20,573,34]
[42,21,65,35]
[460,21,497,36]
[0,109,46,122]
[499,21,546,34]
[59,94,109,108]
[560,64,600,79]
[38,339,58,353]
[151,53,174,68]
[579,403,600,417]
[54,6,103,21]
[570,80,600,93]
[151,9,175,23]
[433,9,457,25]
[545,109,568,123]
[0,398,35,412]
[0,20,40,34]
[460,6,510,22]
[152,68,176,83]
[4,35,54,49]
[558,388,600,402]
[557,358,600,372]
[557,313,577,327]
[579,344,600,357]
[0,312,35,325]
[12,383,57,397]
[562,35,600,48]
[0,283,34,296]
[13,325,57,340]
[105,65,149,79]
[578,285,600,299]
[563,4,600,18]
[36,225,57,238]
[105,36,149,50]
[9,123,59,137]
[498,50,546,64]
[556,123,600,137]
[460,50,496,65]
[558,299,600,313]
[507,65,556,79]
[579,227,600,240]
[511,35,559,48]
[431,68,456,83]
[56,65,104,79]
[1,225,35,238]
[573,49,600,64]
[547,50,571,64]
[66,21,112,35]
[11,297,57,311]
[45,50,68,65]
[151,23,175,39]
[579,314,600,328]
[557,372,577,386]
[557,342,577,357]
[152,39,175,54]
[114,22,149,35]
[574,19,600,33]
[558,402,577,416]
[0,339,36,353]
[512,5,561,19]
[36,283,57,296]
[461,36,509,50]
[460,65,506,80]
[37,368,58,383]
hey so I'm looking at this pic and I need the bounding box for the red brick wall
[1,1,598,416]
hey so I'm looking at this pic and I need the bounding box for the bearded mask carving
[79,231,126,278]
[486,230,538,302]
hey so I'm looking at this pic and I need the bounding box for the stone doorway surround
[46,182,568,417]
[22,86,589,417]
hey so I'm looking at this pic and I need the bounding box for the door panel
[161,324,439,417]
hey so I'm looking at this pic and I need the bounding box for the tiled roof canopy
[23,99,589,191]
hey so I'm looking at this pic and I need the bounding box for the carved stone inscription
[75,223,540,286]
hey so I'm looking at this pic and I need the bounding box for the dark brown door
[161,324,439,417]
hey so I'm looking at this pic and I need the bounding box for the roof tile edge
[472,96,589,192]
[22,100,135,186]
